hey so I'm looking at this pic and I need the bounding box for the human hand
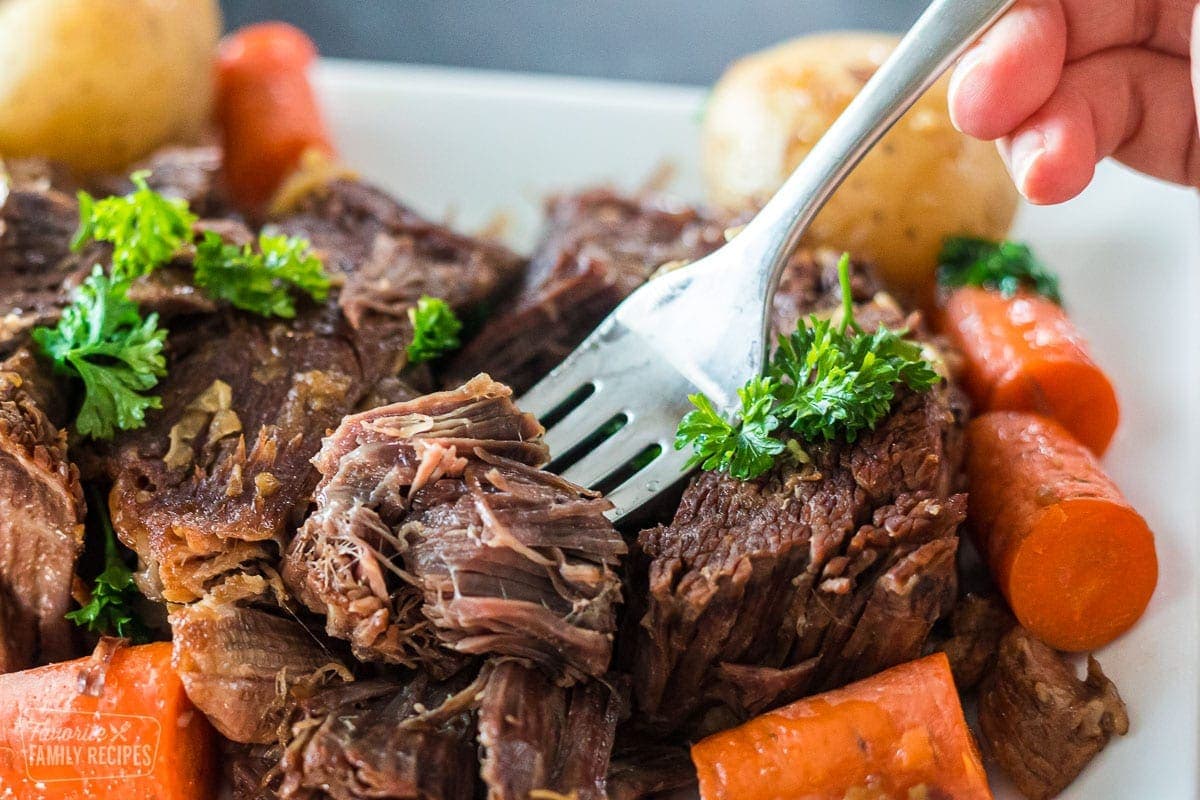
[948,0,1199,204]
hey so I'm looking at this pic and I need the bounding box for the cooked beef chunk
[169,575,350,743]
[0,349,84,672]
[607,745,697,800]
[444,188,730,393]
[626,295,966,734]
[477,661,621,800]
[979,626,1128,800]
[284,375,626,682]
[89,145,231,217]
[227,742,280,800]
[933,592,1015,692]
[769,248,881,336]
[275,673,482,800]
[0,180,87,355]
[99,180,523,604]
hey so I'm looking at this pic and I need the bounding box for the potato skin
[702,32,1019,309]
[0,0,221,173]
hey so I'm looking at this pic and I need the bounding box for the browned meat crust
[443,188,731,394]
[979,626,1129,800]
[0,349,84,672]
[626,290,967,735]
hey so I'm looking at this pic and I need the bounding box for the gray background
[218,1,926,85]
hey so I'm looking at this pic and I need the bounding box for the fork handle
[734,0,1016,308]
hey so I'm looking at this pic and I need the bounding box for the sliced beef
[607,745,697,800]
[275,673,482,800]
[99,179,523,604]
[0,178,87,356]
[283,375,626,682]
[933,592,1015,692]
[0,349,85,672]
[979,626,1128,800]
[477,661,621,800]
[626,293,966,735]
[169,575,350,743]
[444,188,730,393]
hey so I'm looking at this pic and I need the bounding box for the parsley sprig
[938,236,1061,303]
[66,489,151,643]
[33,267,167,439]
[675,254,940,481]
[39,172,334,439]
[73,171,198,280]
[407,296,463,364]
[194,231,331,318]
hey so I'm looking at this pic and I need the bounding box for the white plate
[315,59,1200,800]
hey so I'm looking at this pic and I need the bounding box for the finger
[1060,0,1196,60]
[1000,47,1200,204]
[949,0,1067,140]
[1193,5,1200,136]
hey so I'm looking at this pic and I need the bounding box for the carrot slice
[215,22,335,212]
[0,641,217,800]
[692,653,992,800]
[941,286,1119,455]
[966,411,1157,652]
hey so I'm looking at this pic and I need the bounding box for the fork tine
[603,443,693,522]
[517,325,615,420]
[559,420,645,489]
[541,386,625,459]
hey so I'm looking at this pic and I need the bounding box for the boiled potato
[0,0,221,173]
[703,32,1019,308]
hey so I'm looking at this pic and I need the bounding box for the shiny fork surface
[520,0,1015,522]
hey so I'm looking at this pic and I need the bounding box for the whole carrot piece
[216,22,335,212]
[692,653,992,800]
[966,411,1157,652]
[0,641,217,799]
[940,279,1118,455]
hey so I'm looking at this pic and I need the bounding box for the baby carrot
[215,22,335,212]
[966,411,1157,652]
[0,641,217,800]
[692,653,991,800]
[941,286,1119,455]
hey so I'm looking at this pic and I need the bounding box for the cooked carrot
[0,641,217,800]
[692,653,992,800]
[966,411,1157,652]
[215,22,335,212]
[941,286,1119,455]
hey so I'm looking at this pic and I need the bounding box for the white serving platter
[315,58,1200,800]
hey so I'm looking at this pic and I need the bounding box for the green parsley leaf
[674,377,785,481]
[73,170,198,281]
[193,231,331,318]
[407,296,463,364]
[938,236,1062,303]
[32,267,167,439]
[66,489,151,643]
[675,253,940,479]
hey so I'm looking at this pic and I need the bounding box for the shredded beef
[274,673,483,800]
[284,375,626,682]
[477,661,621,800]
[979,626,1128,800]
[933,592,1015,692]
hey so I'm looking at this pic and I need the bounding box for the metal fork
[520,0,1015,522]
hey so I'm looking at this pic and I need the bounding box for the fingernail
[948,48,985,132]
[1006,129,1046,195]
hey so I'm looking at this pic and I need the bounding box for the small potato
[0,0,221,174]
[703,32,1019,309]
